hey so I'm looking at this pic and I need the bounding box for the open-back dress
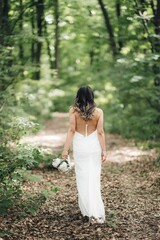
[72,108,105,223]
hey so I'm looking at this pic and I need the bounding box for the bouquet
[52,155,72,173]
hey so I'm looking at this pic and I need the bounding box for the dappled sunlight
[20,132,67,148]
[107,146,155,163]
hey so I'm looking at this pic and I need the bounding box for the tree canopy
[1,0,160,139]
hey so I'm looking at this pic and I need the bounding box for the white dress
[73,126,105,223]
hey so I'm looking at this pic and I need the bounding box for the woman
[62,86,106,225]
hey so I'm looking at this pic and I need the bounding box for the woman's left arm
[62,108,76,159]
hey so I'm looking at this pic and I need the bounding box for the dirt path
[1,113,160,240]
[21,112,155,163]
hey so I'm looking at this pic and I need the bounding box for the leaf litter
[0,112,159,240]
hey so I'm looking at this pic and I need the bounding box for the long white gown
[73,127,105,223]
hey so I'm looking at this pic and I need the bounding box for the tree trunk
[97,0,117,57]
[19,0,24,61]
[1,0,9,31]
[34,0,44,80]
[0,0,10,44]
[0,0,3,39]
[31,1,36,64]
[153,0,160,51]
[89,50,95,65]
[150,0,160,86]
[54,0,59,70]
[0,0,12,92]
[116,0,123,51]
[44,21,54,70]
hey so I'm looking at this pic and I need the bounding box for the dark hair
[73,86,96,120]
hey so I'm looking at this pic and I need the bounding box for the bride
[61,86,106,225]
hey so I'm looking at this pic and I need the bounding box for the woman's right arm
[97,109,107,162]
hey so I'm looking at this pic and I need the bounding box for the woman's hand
[62,150,68,160]
[101,150,107,162]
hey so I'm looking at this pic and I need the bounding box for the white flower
[52,156,71,173]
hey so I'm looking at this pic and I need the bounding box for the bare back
[74,107,101,136]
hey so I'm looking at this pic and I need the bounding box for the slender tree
[0,0,10,44]
[0,0,3,42]
[35,0,44,80]
[31,1,36,64]
[44,20,54,70]
[54,0,59,70]
[97,0,117,57]
[19,0,24,61]
[116,0,123,51]
[152,0,160,86]
[152,0,160,51]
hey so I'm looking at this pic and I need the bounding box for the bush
[0,86,57,214]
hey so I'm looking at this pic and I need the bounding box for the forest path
[21,112,155,163]
[1,113,159,240]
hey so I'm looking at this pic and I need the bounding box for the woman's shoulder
[69,106,74,112]
[69,106,77,115]
[95,107,103,114]
[93,108,103,120]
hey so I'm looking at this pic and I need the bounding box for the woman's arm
[97,109,107,162]
[62,108,76,159]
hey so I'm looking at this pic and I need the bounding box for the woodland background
[0,0,160,237]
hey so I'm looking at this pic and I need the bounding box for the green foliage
[0,86,53,213]
[17,187,59,216]
[0,144,38,213]
[1,0,160,141]
[0,143,58,214]
[0,230,15,238]
[31,147,55,168]
[103,54,160,140]
[17,79,57,122]
[0,0,160,217]
[19,194,47,215]
[105,210,117,228]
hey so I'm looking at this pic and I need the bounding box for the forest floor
[0,112,160,240]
